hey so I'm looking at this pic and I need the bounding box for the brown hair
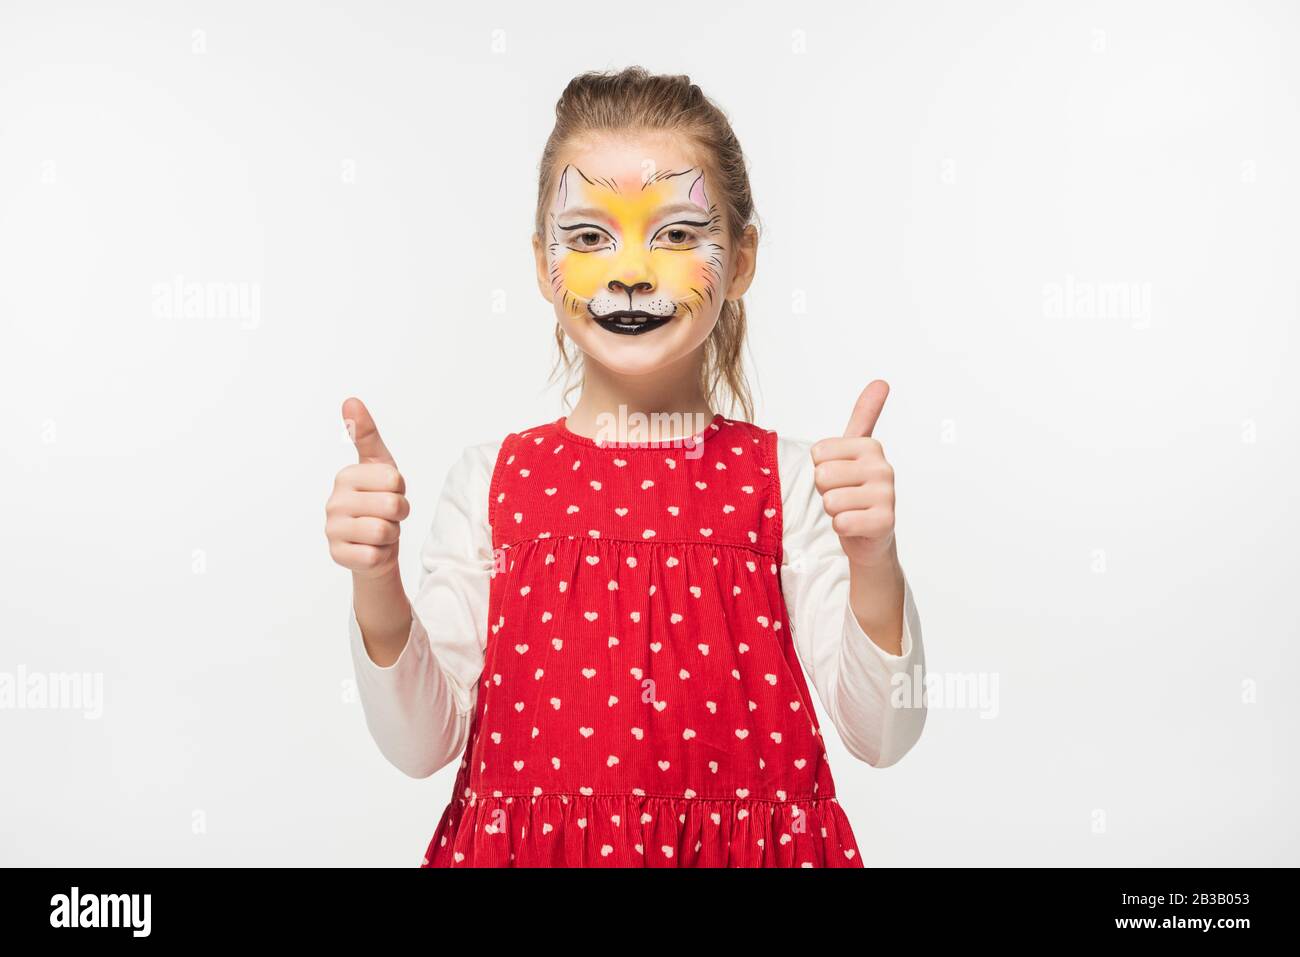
[536,66,758,422]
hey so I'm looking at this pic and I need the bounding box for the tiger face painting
[532,133,753,377]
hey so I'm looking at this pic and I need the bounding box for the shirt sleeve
[776,434,927,768]
[347,440,499,778]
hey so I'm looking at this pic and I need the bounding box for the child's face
[533,132,756,381]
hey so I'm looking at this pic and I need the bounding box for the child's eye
[653,224,701,249]
[564,229,612,252]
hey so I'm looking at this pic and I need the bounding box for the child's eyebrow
[554,206,615,223]
[651,202,711,219]
[556,202,710,223]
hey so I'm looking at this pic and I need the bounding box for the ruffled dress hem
[420,791,863,868]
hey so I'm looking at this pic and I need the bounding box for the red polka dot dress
[421,413,864,867]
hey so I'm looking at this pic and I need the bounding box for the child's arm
[777,434,927,768]
[344,442,496,778]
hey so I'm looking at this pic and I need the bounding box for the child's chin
[579,332,682,375]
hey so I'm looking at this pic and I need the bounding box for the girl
[325,67,926,868]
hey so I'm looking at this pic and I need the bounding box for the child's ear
[532,233,555,304]
[724,224,759,300]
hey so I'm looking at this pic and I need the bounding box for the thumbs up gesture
[811,381,897,569]
[325,398,410,580]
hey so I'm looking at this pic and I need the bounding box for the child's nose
[608,278,655,298]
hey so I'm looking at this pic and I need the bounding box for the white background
[1,0,1296,866]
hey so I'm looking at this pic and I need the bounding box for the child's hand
[326,398,410,580]
[810,380,897,569]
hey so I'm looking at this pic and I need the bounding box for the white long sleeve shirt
[348,434,927,780]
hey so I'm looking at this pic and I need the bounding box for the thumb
[843,380,890,438]
[343,397,397,466]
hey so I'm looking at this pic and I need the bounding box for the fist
[325,397,410,579]
[811,380,896,567]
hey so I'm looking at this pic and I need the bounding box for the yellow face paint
[545,164,726,332]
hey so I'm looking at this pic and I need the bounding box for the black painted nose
[608,279,653,297]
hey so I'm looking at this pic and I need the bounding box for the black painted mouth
[590,310,672,336]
